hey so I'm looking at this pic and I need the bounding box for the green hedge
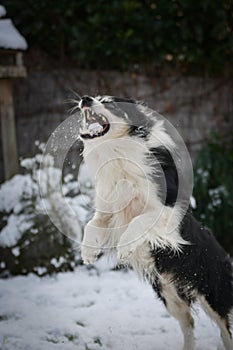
[3,0,233,74]
[193,133,233,254]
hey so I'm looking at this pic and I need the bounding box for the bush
[3,0,233,74]
[0,143,93,277]
[193,133,233,254]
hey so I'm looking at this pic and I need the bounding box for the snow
[0,174,37,247]
[196,168,209,183]
[190,195,196,209]
[0,175,35,213]
[0,212,34,247]
[0,261,228,350]
[0,160,91,248]
[0,19,27,50]
[208,185,228,208]
[0,5,6,18]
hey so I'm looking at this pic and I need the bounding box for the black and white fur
[77,95,233,350]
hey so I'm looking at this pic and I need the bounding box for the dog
[76,95,233,350]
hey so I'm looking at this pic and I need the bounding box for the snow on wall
[0,19,27,50]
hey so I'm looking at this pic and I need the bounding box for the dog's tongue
[80,109,109,138]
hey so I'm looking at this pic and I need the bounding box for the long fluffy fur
[78,95,233,350]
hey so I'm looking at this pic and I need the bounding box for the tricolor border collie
[76,95,233,350]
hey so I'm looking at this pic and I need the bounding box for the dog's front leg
[117,212,155,261]
[117,208,182,261]
[81,212,109,264]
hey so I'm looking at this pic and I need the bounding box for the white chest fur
[83,137,154,217]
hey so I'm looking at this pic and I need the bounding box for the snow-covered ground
[0,258,227,350]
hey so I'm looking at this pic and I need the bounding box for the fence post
[0,79,19,179]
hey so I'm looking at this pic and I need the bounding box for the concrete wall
[0,69,232,181]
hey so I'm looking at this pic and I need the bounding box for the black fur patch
[148,146,179,207]
[97,96,154,139]
[151,213,233,318]
[151,277,167,306]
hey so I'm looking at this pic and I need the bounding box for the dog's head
[77,95,155,141]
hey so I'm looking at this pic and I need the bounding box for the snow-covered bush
[193,133,233,254]
[0,143,93,277]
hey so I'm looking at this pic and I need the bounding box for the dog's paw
[117,244,135,262]
[117,232,146,262]
[81,245,100,265]
[117,242,138,261]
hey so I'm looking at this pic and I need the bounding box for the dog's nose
[80,95,93,108]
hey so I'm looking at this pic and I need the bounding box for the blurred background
[0,0,232,277]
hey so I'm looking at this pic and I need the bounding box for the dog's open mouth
[79,108,110,139]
